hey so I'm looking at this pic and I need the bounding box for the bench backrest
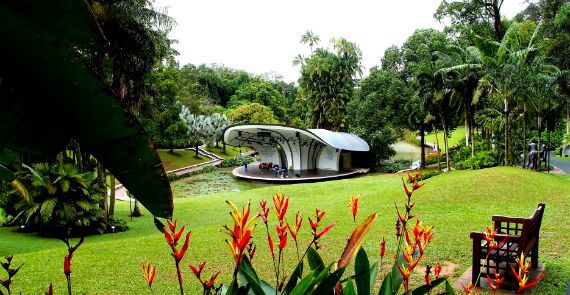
[493,203,545,255]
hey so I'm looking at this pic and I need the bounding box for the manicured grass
[1,167,569,294]
[204,145,252,159]
[424,128,465,152]
[157,149,210,171]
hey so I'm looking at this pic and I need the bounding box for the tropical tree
[180,107,215,158]
[298,38,362,131]
[228,103,279,125]
[300,30,320,52]
[210,113,229,149]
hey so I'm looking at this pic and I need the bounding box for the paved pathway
[550,156,570,174]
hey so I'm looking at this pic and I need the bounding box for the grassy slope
[1,167,569,294]
[204,146,251,159]
[424,128,465,152]
[157,149,210,171]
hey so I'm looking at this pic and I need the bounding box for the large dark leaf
[0,0,172,217]
[354,248,371,295]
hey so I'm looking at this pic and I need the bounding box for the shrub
[218,156,255,168]
[376,159,411,173]
[454,150,500,170]
[167,165,218,181]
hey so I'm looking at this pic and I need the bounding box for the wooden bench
[470,203,545,286]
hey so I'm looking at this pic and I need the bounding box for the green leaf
[355,248,371,295]
[307,247,325,272]
[284,260,304,294]
[238,256,265,295]
[289,270,317,295]
[261,280,280,295]
[344,279,357,295]
[378,270,392,295]
[312,266,345,295]
[0,0,173,218]
[369,261,379,292]
[445,280,456,294]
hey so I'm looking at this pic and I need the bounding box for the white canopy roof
[223,124,370,152]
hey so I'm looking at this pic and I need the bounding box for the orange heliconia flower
[189,262,221,290]
[510,253,544,294]
[396,262,412,292]
[462,282,477,294]
[487,272,505,295]
[141,261,156,289]
[287,211,302,242]
[272,191,289,223]
[349,195,359,222]
[275,224,288,250]
[164,225,191,263]
[225,201,257,268]
[259,199,270,224]
[309,208,335,249]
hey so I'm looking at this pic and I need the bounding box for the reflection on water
[391,141,431,162]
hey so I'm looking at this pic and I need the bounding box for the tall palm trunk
[465,110,470,147]
[470,116,475,158]
[420,127,426,169]
[537,116,543,171]
[97,163,109,223]
[109,175,116,217]
[441,117,451,171]
[522,110,527,168]
[504,97,511,165]
[433,125,441,171]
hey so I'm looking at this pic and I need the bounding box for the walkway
[550,156,570,174]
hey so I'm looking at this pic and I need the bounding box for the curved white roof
[223,124,370,152]
[308,129,370,151]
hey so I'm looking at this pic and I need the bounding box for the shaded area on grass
[204,146,252,160]
[157,149,210,171]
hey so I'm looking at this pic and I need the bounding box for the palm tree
[210,113,229,148]
[292,54,306,67]
[180,107,215,158]
[300,30,320,52]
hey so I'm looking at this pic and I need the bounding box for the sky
[154,0,528,83]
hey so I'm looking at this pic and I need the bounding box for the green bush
[106,217,128,233]
[218,156,255,168]
[454,150,499,170]
[377,159,411,173]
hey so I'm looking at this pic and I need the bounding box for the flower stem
[66,274,72,295]
[176,262,184,295]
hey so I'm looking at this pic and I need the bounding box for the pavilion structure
[223,124,370,182]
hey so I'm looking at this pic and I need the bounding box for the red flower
[380,237,386,258]
[189,261,206,276]
[141,261,156,289]
[487,272,505,295]
[276,224,288,250]
[462,282,479,294]
[259,200,270,224]
[510,253,544,294]
[164,219,192,263]
[402,178,413,197]
[205,271,221,288]
[267,232,275,257]
[63,255,72,275]
[434,262,442,278]
[349,195,359,222]
[190,262,221,290]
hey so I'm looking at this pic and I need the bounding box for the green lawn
[424,128,465,152]
[554,155,570,161]
[157,149,210,171]
[1,167,569,294]
[204,145,252,159]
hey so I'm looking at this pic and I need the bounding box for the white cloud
[155,0,527,83]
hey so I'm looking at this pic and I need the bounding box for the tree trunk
[470,116,475,158]
[504,97,511,165]
[434,125,441,171]
[420,127,426,169]
[486,0,504,41]
[109,175,116,217]
[97,163,109,223]
[132,198,142,217]
[465,111,470,147]
[223,142,227,154]
[195,144,199,158]
[169,147,174,153]
[537,116,542,171]
[522,110,527,168]
[441,117,451,171]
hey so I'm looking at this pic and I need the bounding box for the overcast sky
[154,0,527,83]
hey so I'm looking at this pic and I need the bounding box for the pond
[391,141,431,162]
[172,169,275,198]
